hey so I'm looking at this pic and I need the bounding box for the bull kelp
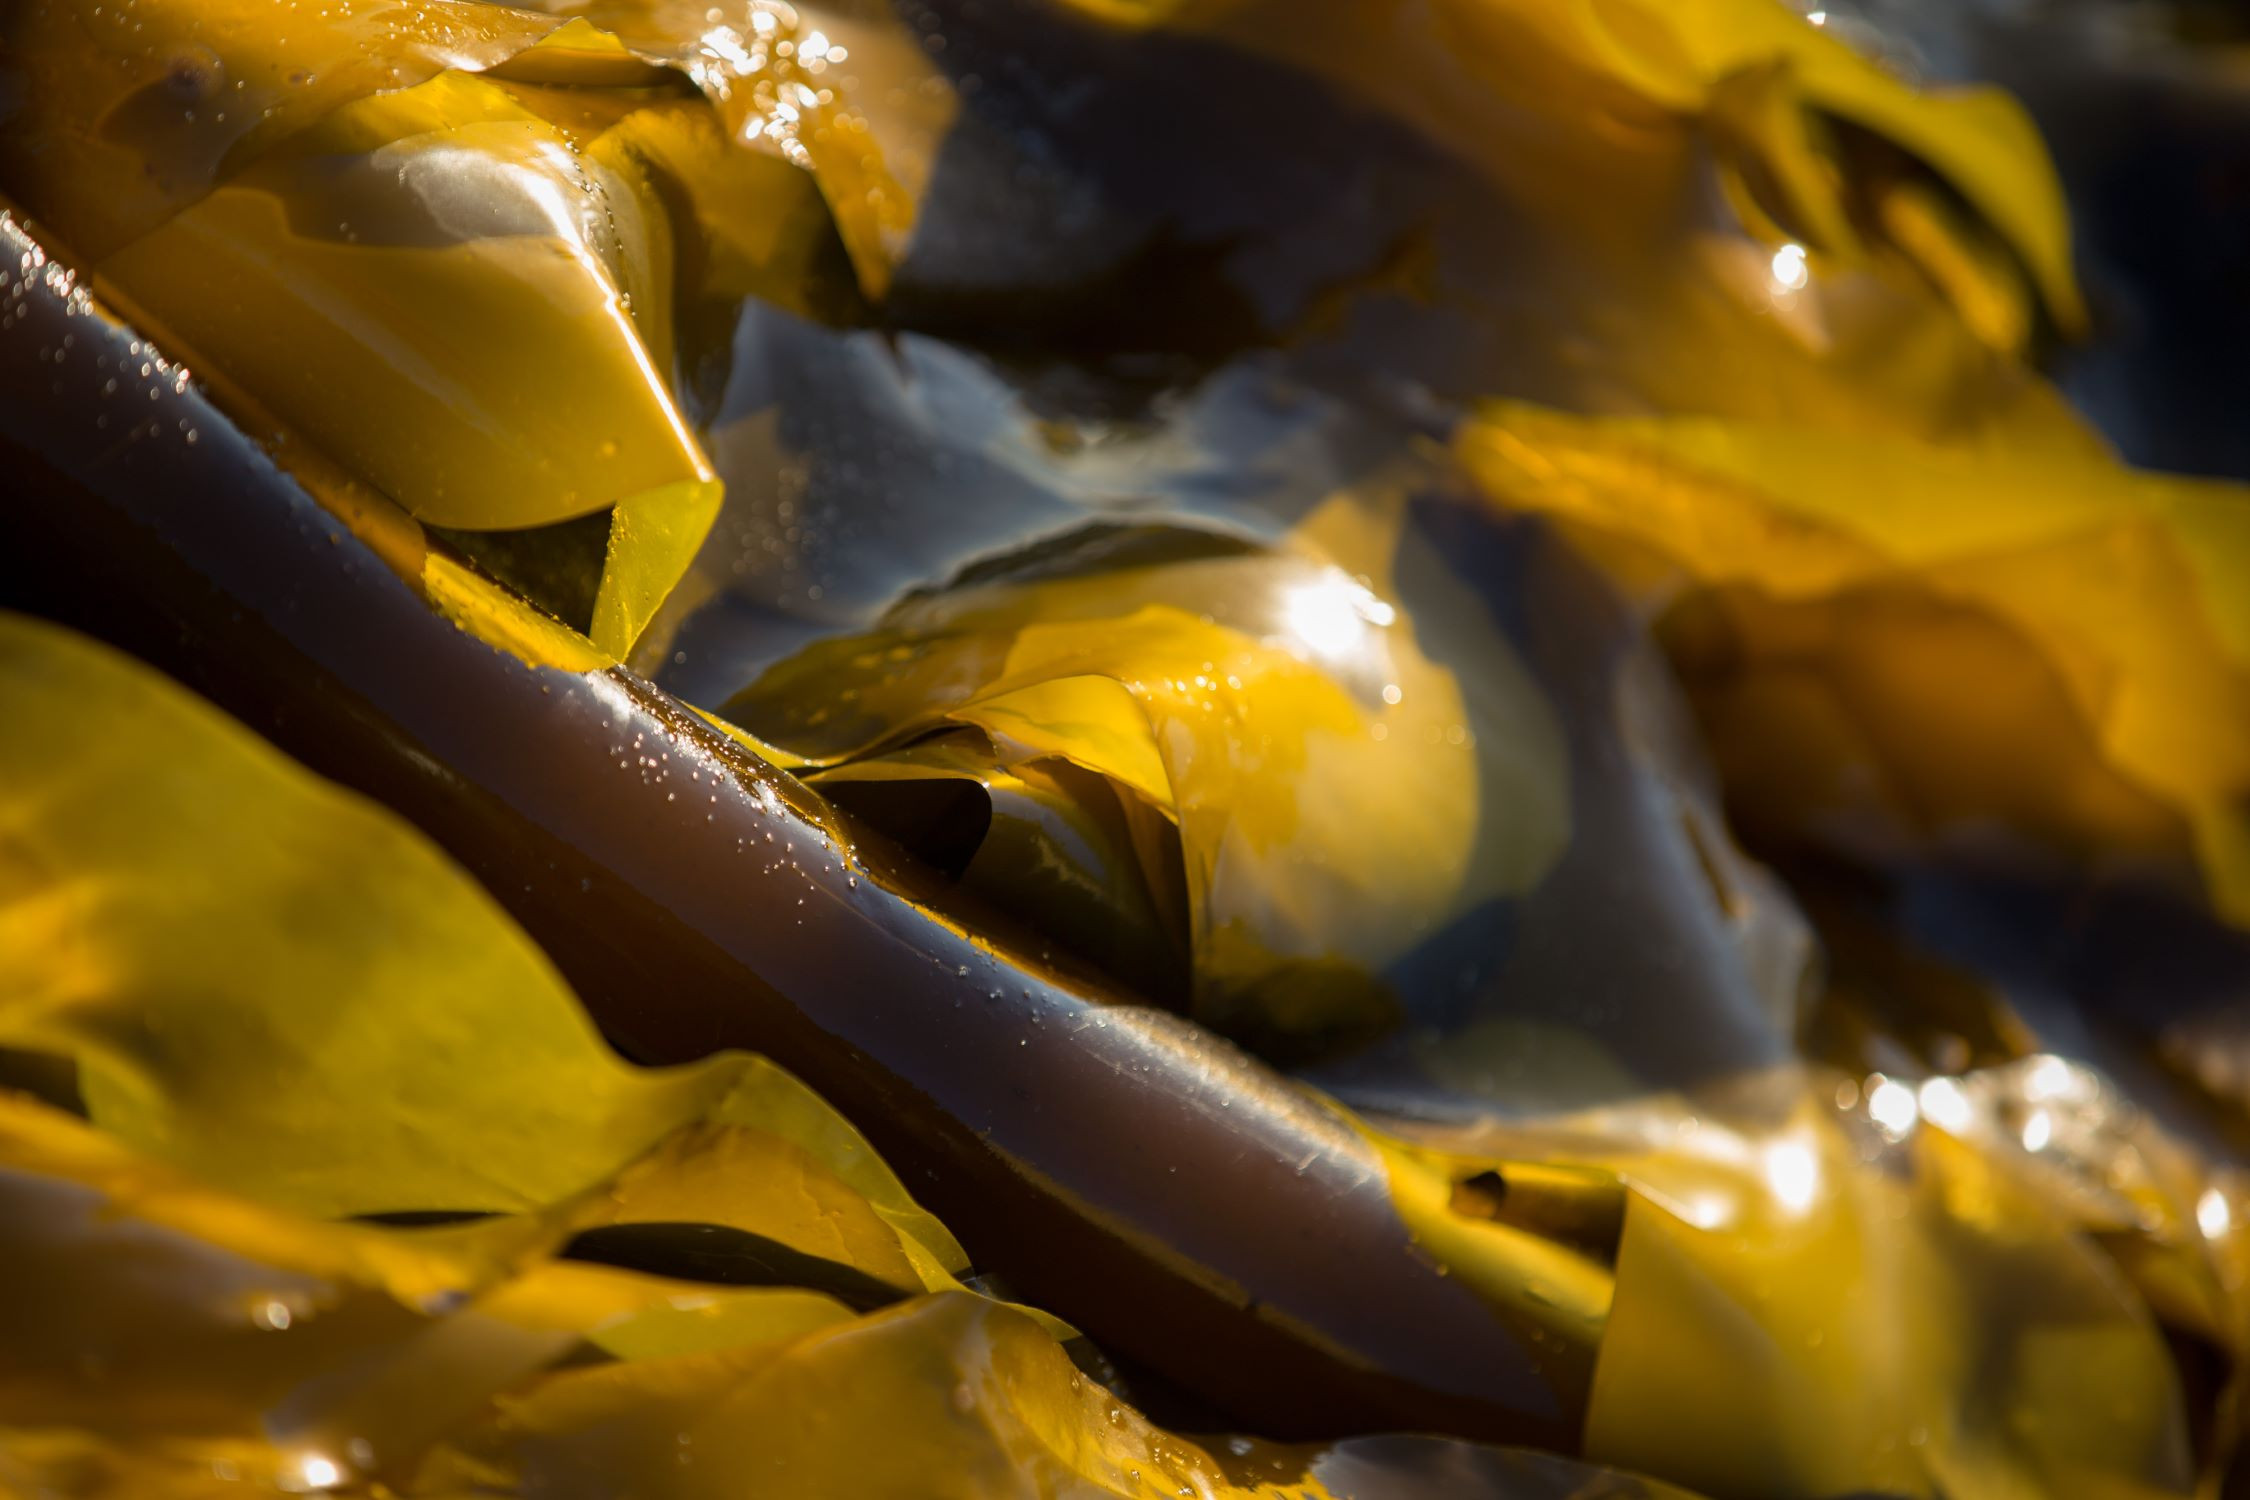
[1,0,2247,1496]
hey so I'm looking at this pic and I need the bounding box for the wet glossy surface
[4,0,2250,1491]
[0,204,1591,1447]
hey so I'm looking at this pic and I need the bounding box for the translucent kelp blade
[812,730,1192,1003]
[0,613,814,1222]
[0,1096,587,1470]
[548,0,956,300]
[1906,1052,2250,1466]
[0,1088,973,1489]
[1047,0,2083,346]
[0,0,746,654]
[1599,1105,2191,1498]
[0,0,563,258]
[594,478,728,658]
[1378,1077,2199,1500]
[414,1288,1711,1499]
[1455,402,2250,926]
[719,512,1569,1051]
[585,95,855,318]
[97,70,714,537]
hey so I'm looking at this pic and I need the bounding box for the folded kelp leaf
[0,609,958,1298]
[409,1286,1711,1499]
[1050,0,2081,349]
[99,55,696,536]
[539,0,955,302]
[1454,401,2250,928]
[716,499,1571,1056]
[1874,1053,2250,1475]
[0,612,1703,1500]
[957,0,2091,457]
[646,308,1819,1111]
[1374,1070,2209,1500]
[0,0,566,260]
[0,1046,1687,1497]
[0,0,778,655]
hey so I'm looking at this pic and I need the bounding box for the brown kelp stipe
[0,202,1592,1451]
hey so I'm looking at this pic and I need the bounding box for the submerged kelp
[4,0,2250,1495]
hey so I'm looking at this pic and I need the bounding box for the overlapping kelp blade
[91,65,720,655]
[1367,1076,2207,1500]
[720,509,1569,1052]
[413,1287,1710,1500]
[1454,401,2250,927]
[0,0,752,655]
[0,1095,586,1471]
[0,611,947,1262]
[0,612,1705,1500]
[0,1129,1696,1500]
[0,0,564,258]
[847,0,2080,511]
[1595,1109,2190,1498]
[1045,0,2081,345]
[98,69,708,527]
[549,0,954,300]
[812,729,1193,1002]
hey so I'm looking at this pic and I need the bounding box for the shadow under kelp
[875,0,2091,452]
[658,302,1821,1104]
[642,302,1411,700]
[1796,0,2250,481]
[874,0,1486,380]
[1305,500,1815,1123]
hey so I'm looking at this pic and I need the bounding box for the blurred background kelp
[2,0,2250,1495]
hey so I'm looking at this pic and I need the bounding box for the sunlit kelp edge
[5,0,2250,1493]
[0,610,1717,1500]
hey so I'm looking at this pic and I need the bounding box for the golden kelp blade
[811,727,1194,1003]
[0,610,938,1271]
[0,1094,582,1464]
[1594,1104,2190,1498]
[721,507,1569,1051]
[1047,0,2082,345]
[0,1,738,655]
[0,615,1693,1500]
[548,0,955,301]
[0,1088,927,1492]
[93,64,719,654]
[99,68,707,535]
[1454,402,2250,927]
[594,477,730,657]
[1375,1078,2198,1500]
[0,0,565,258]
[413,1288,1703,1500]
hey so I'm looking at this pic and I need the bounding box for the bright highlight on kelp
[6,0,2250,1495]
[721,511,1569,1055]
[0,611,1693,1499]
[1455,403,2250,928]
[0,0,893,657]
[1052,0,2084,342]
